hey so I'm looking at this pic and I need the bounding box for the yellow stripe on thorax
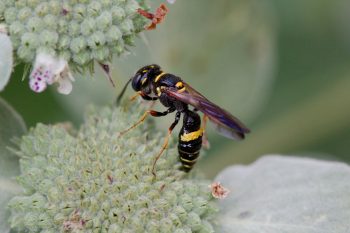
[155,72,166,82]
[180,128,203,142]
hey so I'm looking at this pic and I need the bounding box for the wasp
[117,65,250,175]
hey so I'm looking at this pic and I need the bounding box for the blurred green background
[1,0,350,177]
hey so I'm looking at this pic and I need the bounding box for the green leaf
[0,33,13,91]
[0,97,26,233]
[215,155,350,233]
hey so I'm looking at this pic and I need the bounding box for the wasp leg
[130,92,159,102]
[119,107,175,137]
[192,109,210,149]
[141,94,158,101]
[202,114,210,149]
[149,101,157,109]
[152,111,181,177]
[129,92,141,102]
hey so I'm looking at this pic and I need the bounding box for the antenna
[116,78,132,106]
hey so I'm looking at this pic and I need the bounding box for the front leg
[129,92,159,102]
[119,107,176,137]
[141,94,158,101]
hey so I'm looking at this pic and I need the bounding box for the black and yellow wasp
[117,64,250,175]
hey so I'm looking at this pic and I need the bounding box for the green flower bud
[39,30,59,47]
[48,0,61,15]
[96,11,113,30]
[17,46,34,62]
[8,106,217,232]
[73,50,90,65]
[27,0,40,8]
[87,31,106,49]
[35,2,50,17]
[4,7,17,23]
[9,21,25,36]
[70,37,87,53]
[17,7,32,21]
[43,14,58,30]
[1,0,149,75]
[119,18,134,34]
[91,47,110,61]
[26,16,44,33]
[80,18,96,36]
[68,21,81,36]
[87,1,102,17]
[111,6,126,22]
[106,26,122,43]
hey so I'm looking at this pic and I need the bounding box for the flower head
[8,105,217,232]
[0,0,151,94]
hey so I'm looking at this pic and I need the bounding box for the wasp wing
[163,83,250,140]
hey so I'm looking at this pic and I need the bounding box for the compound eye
[131,74,143,91]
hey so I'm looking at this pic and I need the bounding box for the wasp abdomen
[178,111,202,172]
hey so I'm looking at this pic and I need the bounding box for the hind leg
[152,111,181,177]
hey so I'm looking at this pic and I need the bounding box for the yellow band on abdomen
[179,156,198,163]
[180,128,203,142]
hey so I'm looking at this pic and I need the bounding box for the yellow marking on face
[156,87,162,96]
[175,82,183,88]
[150,65,155,68]
[141,77,147,85]
[179,157,198,163]
[142,70,148,73]
[155,72,166,82]
[177,87,186,93]
[180,128,203,142]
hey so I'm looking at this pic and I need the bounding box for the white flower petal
[30,55,56,85]
[29,76,47,93]
[34,53,57,70]
[52,58,68,76]
[57,76,73,95]
[0,32,13,91]
[29,52,74,94]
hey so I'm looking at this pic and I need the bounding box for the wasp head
[131,64,161,91]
